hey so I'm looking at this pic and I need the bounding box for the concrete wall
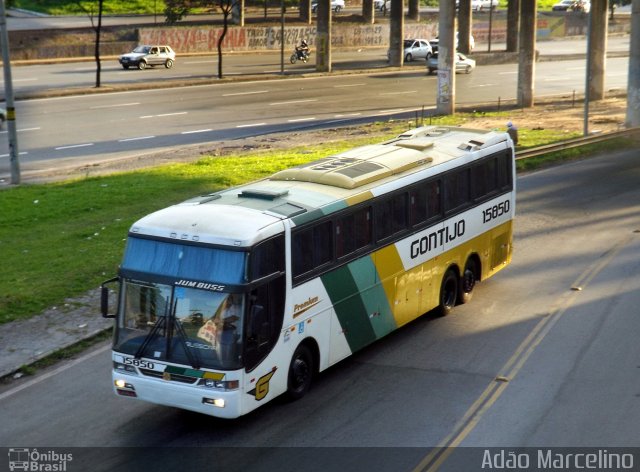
[7,14,630,61]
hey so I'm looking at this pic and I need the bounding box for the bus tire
[437,268,458,316]
[459,258,478,305]
[286,343,314,401]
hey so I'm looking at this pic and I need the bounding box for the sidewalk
[0,289,112,379]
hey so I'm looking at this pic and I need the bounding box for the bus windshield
[114,279,245,370]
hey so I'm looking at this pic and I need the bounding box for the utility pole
[0,0,19,184]
[626,0,640,127]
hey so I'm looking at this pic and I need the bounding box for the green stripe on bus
[346,256,396,338]
[321,265,377,352]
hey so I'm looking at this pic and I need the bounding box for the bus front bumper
[112,371,243,419]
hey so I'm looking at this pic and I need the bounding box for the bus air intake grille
[139,368,199,384]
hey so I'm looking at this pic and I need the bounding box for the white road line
[375,108,409,115]
[140,112,188,119]
[270,99,318,106]
[118,136,156,142]
[157,112,188,117]
[542,77,571,81]
[91,102,141,109]
[334,113,362,118]
[0,127,41,134]
[223,90,269,97]
[380,90,418,96]
[11,78,39,82]
[287,117,316,123]
[236,123,267,128]
[0,151,28,159]
[469,84,498,88]
[334,83,366,88]
[55,143,94,150]
[181,129,212,134]
[0,344,111,401]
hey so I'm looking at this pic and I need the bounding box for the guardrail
[515,127,639,161]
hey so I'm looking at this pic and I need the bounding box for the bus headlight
[199,379,239,390]
[202,397,225,408]
[113,362,137,374]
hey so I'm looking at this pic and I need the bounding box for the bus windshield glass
[114,280,245,370]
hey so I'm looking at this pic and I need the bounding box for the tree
[609,0,631,19]
[165,0,239,79]
[76,0,105,88]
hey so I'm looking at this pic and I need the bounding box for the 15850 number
[483,200,510,224]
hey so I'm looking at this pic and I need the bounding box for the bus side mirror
[101,277,119,318]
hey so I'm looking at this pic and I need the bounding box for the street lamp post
[0,0,20,184]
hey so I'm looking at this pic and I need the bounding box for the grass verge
[0,115,631,325]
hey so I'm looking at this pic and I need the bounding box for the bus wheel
[437,269,458,316]
[286,344,313,401]
[459,258,478,305]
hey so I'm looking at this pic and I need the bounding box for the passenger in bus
[506,121,519,146]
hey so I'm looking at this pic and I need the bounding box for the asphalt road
[0,53,631,183]
[0,147,638,471]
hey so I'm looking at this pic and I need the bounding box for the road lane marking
[236,123,267,128]
[55,143,94,150]
[91,102,141,109]
[181,129,212,134]
[223,90,269,97]
[0,344,111,402]
[334,113,362,118]
[270,99,318,106]
[118,136,156,142]
[11,78,39,82]
[334,83,366,88]
[140,112,188,119]
[380,90,418,96]
[0,151,28,159]
[287,117,316,122]
[413,235,633,472]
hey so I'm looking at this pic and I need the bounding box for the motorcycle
[290,48,310,64]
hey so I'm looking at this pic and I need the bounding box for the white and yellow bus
[101,125,515,418]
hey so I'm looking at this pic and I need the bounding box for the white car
[401,39,433,62]
[311,0,345,13]
[471,0,498,11]
[426,52,476,75]
[118,45,175,70]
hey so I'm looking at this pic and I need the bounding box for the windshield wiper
[165,299,201,370]
[134,315,166,360]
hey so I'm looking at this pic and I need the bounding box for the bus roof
[130,126,510,246]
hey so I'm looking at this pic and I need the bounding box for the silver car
[426,52,476,75]
[119,45,176,70]
[402,39,433,62]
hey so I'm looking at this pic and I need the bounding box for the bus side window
[444,168,470,214]
[471,157,498,201]
[292,221,333,278]
[376,192,408,241]
[244,276,286,372]
[497,152,513,190]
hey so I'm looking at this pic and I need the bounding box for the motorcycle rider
[295,39,310,60]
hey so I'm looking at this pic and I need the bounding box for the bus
[101,125,516,419]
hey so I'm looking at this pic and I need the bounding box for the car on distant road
[118,45,176,70]
[311,0,345,13]
[552,0,589,11]
[426,52,476,75]
[430,33,475,54]
[401,39,433,62]
[471,0,498,11]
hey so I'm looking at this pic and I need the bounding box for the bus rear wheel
[459,258,478,305]
[286,344,313,401]
[437,269,458,316]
